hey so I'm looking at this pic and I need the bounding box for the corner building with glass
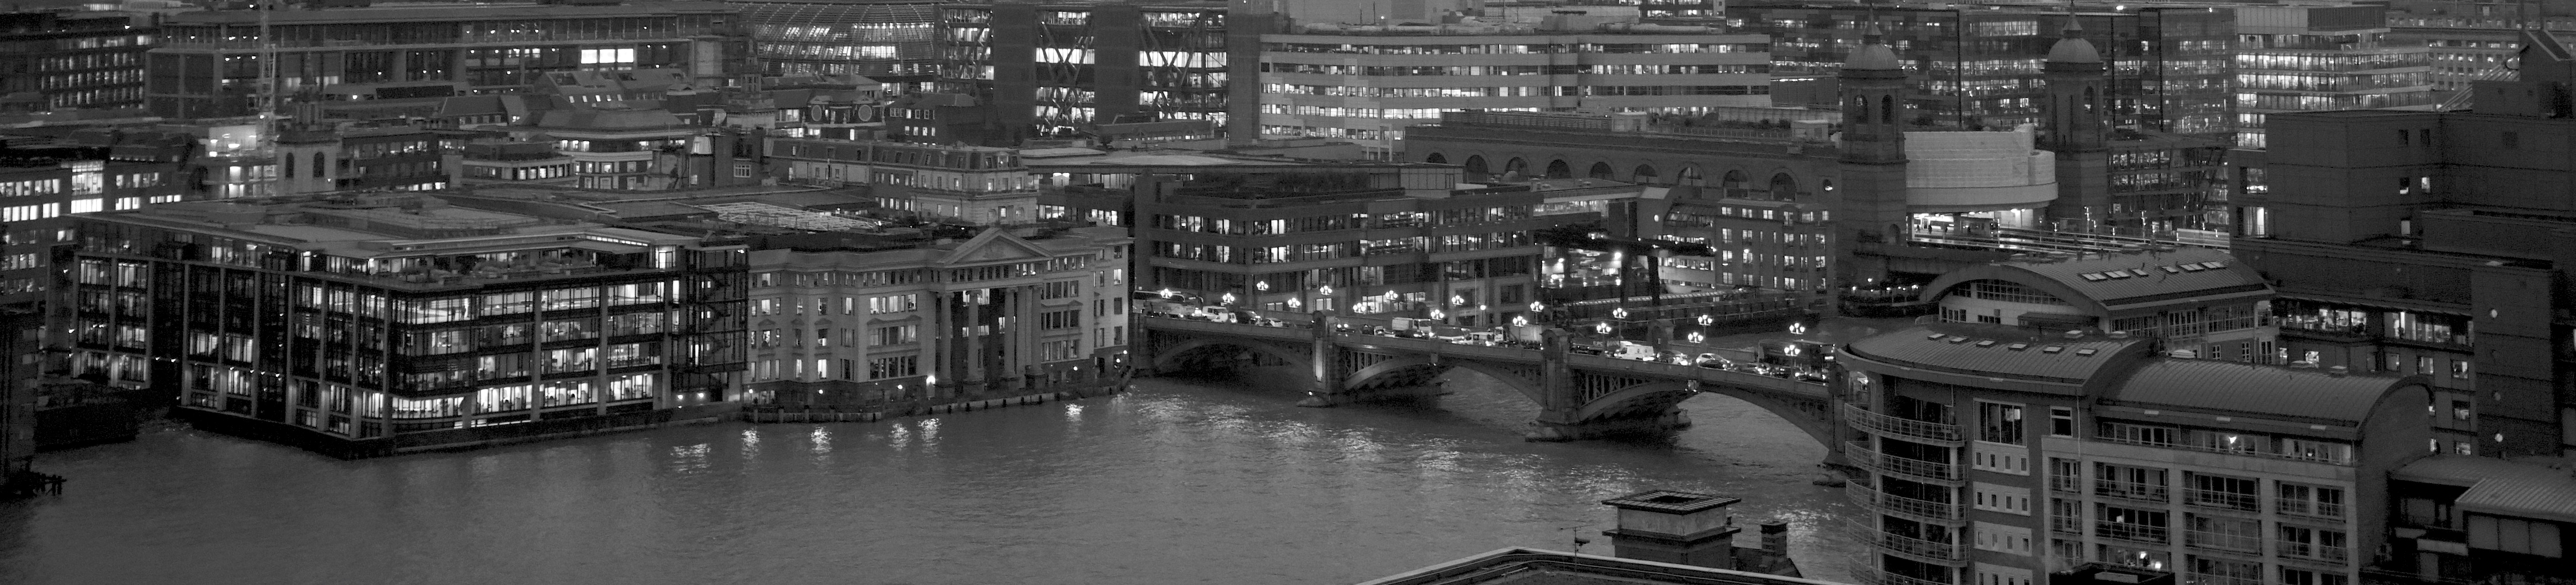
[53,195,748,457]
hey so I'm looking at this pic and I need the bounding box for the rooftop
[1601,491,1739,514]
[2108,359,2416,425]
[1926,247,2267,313]
[1842,323,2145,385]
[1354,548,1847,585]
[163,1,738,25]
[2394,456,2576,523]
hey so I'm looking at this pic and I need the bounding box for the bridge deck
[1142,317,1828,402]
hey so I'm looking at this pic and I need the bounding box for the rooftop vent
[2107,330,2129,339]
[1974,340,1998,347]
[2075,348,2099,356]
[2328,365,2349,377]
[2041,345,2065,353]
[2006,343,2030,351]
[2063,330,2086,339]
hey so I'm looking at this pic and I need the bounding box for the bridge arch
[1571,378,1839,449]
[1343,355,1545,404]
[1150,337,1313,375]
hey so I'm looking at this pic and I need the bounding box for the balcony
[2095,521,2171,545]
[1847,482,1965,523]
[2050,515,2085,536]
[2184,530,2264,556]
[1853,521,1970,565]
[2094,480,2171,504]
[1846,441,1964,485]
[2274,498,2347,522]
[2184,488,2262,512]
[2049,475,2084,495]
[2277,541,2351,565]
[1845,404,1964,445]
[1852,566,1957,585]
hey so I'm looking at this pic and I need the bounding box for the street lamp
[1512,315,1529,327]
[1450,294,1466,307]
[1595,322,1612,334]
[1688,332,1705,343]
[1529,301,1545,312]
[1697,314,1714,326]
[1430,308,1446,320]
[1256,281,1270,292]
[1319,285,1334,296]
[1219,292,1236,305]
[1611,307,1629,319]
[1158,288,1175,299]
[1287,297,1303,310]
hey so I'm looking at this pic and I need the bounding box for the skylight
[2179,262,2207,271]
[2075,348,2100,356]
[2080,273,2109,281]
[2041,346,2065,353]
[2007,343,2030,351]
[2160,265,2181,273]
[2128,268,2152,277]
[1975,340,1998,347]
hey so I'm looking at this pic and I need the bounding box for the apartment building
[2382,456,2576,584]
[741,223,1131,405]
[1256,15,1772,159]
[0,9,154,113]
[52,193,748,456]
[146,1,750,119]
[1838,320,2433,585]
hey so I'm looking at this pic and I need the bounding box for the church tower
[2042,17,2113,230]
[1834,21,1913,290]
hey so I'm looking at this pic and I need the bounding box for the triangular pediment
[938,227,1053,265]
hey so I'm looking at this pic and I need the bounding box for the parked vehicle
[1695,353,1734,370]
[1610,341,1659,361]
[1462,331,1507,346]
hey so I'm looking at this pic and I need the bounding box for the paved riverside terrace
[1139,314,1838,447]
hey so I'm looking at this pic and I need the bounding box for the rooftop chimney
[1600,491,1741,571]
[1759,520,1789,556]
[2328,365,2349,377]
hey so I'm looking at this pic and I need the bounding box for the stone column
[1528,327,1578,441]
[1297,312,1341,408]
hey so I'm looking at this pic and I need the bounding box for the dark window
[2504,132,2519,149]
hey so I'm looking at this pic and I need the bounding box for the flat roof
[164,1,737,25]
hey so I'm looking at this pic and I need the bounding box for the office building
[740,221,1133,405]
[2233,3,2435,149]
[52,193,748,456]
[0,9,154,113]
[731,0,943,83]
[0,129,194,305]
[922,0,1259,145]
[765,137,1042,224]
[2228,28,2576,458]
[1918,248,2277,363]
[1256,14,1773,159]
[273,122,460,195]
[145,1,751,119]
[1838,317,2433,585]
[1724,2,2236,141]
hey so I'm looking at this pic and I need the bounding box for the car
[1694,353,1733,369]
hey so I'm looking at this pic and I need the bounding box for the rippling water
[0,373,1864,585]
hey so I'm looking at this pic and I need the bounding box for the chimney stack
[1600,491,1741,571]
[1759,520,1789,556]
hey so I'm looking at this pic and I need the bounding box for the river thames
[0,373,1866,585]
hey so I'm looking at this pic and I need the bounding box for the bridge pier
[1527,408,1692,441]
[1299,312,1342,407]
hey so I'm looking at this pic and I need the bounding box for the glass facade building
[2233,4,2433,149]
[54,197,746,454]
[927,2,1249,143]
[731,0,943,83]
[1726,2,2235,141]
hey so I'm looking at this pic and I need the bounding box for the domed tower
[1834,21,1913,292]
[2041,20,2107,152]
[2042,16,2113,231]
[1838,25,1908,165]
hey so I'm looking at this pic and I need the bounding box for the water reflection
[0,374,1860,585]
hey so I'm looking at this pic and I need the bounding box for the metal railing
[2184,488,2262,512]
[1847,482,1965,522]
[1845,441,1964,485]
[1854,521,1971,564]
[2277,541,2351,564]
[2093,522,2171,545]
[2049,474,2084,494]
[2184,530,2264,555]
[2094,480,2171,503]
[1852,566,1958,585]
[2050,514,2085,536]
[1845,404,1963,444]
[2274,498,2347,521]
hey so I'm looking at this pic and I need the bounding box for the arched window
[1769,173,1800,200]
[283,153,295,179]
[1720,170,1750,192]
[1879,95,1895,125]
[1463,155,1489,175]
[1425,153,1447,164]
[1677,165,1705,186]
[1503,158,1530,177]
[1851,96,1870,123]
[311,152,326,178]
[1632,165,1660,184]
[1587,162,1615,180]
[1544,159,1572,179]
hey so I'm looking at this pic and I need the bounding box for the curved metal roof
[2111,360,2413,424]
[1844,324,2144,384]
[1844,44,1902,71]
[2395,456,2576,524]
[2047,37,2102,64]
[1921,247,2269,315]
